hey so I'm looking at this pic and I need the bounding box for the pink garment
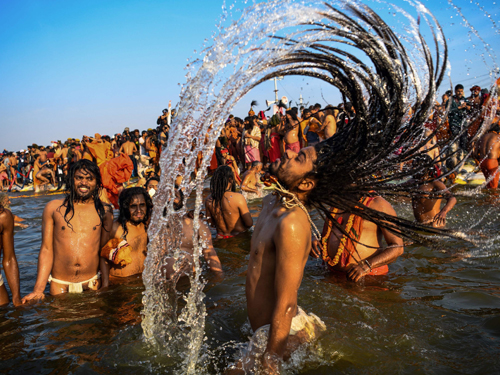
[285,141,300,153]
[244,145,260,163]
[0,172,8,181]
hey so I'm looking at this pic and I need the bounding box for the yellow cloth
[48,272,100,293]
[86,142,108,166]
[0,273,3,287]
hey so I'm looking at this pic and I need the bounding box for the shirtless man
[103,187,152,279]
[204,165,253,239]
[411,156,456,228]
[282,111,301,153]
[22,160,113,301]
[162,189,222,279]
[119,136,138,177]
[231,147,326,374]
[312,193,404,280]
[475,123,500,189]
[35,160,56,186]
[0,201,21,306]
[322,106,337,140]
[241,161,263,197]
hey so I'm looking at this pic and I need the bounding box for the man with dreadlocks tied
[102,187,152,279]
[22,160,113,301]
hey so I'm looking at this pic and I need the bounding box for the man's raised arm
[22,202,56,303]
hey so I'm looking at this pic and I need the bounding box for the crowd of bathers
[0,79,499,373]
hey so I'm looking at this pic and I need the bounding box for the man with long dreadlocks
[204,165,253,239]
[22,160,113,301]
[102,187,152,279]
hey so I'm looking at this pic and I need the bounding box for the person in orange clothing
[85,134,110,166]
[475,123,500,189]
[311,194,404,280]
[99,153,134,209]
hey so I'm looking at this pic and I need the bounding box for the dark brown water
[1,187,500,374]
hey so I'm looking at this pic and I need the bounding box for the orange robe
[99,153,134,208]
[321,197,389,275]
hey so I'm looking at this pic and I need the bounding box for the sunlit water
[1,187,500,374]
[140,0,498,372]
[2,0,499,373]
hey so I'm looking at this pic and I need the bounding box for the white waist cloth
[48,272,100,293]
[249,306,326,353]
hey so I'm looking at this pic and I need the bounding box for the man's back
[205,191,252,237]
[120,141,137,156]
[478,132,500,160]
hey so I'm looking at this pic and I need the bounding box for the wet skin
[22,169,113,301]
[107,194,149,278]
[0,208,21,306]
[205,183,253,237]
[246,146,318,370]
[411,179,456,228]
[476,131,500,160]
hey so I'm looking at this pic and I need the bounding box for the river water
[1,186,499,374]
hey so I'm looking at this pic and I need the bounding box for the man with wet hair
[22,160,113,301]
[233,147,326,374]
[103,187,152,279]
[204,165,253,239]
[0,197,21,306]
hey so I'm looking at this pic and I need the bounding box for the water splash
[141,0,499,373]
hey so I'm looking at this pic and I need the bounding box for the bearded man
[103,187,152,279]
[22,160,113,301]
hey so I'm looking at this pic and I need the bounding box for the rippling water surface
[1,187,500,374]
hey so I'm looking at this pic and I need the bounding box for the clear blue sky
[1,0,499,151]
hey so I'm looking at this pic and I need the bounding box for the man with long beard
[22,160,113,301]
[102,187,152,279]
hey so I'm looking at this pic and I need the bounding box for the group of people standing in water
[1,77,499,373]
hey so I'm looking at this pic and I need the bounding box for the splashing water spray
[141,0,498,373]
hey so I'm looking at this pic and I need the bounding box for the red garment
[99,153,134,208]
[209,148,218,170]
[217,233,234,239]
[285,141,300,153]
[268,133,281,163]
[480,158,499,189]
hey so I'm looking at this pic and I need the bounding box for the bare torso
[323,114,337,139]
[108,221,148,278]
[50,200,108,293]
[246,194,310,331]
[326,199,385,272]
[283,122,299,145]
[477,132,500,160]
[205,191,252,237]
[120,141,137,156]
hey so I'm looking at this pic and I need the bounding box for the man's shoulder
[46,198,65,210]
[0,207,14,222]
[370,196,394,213]
[276,206,309,232]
